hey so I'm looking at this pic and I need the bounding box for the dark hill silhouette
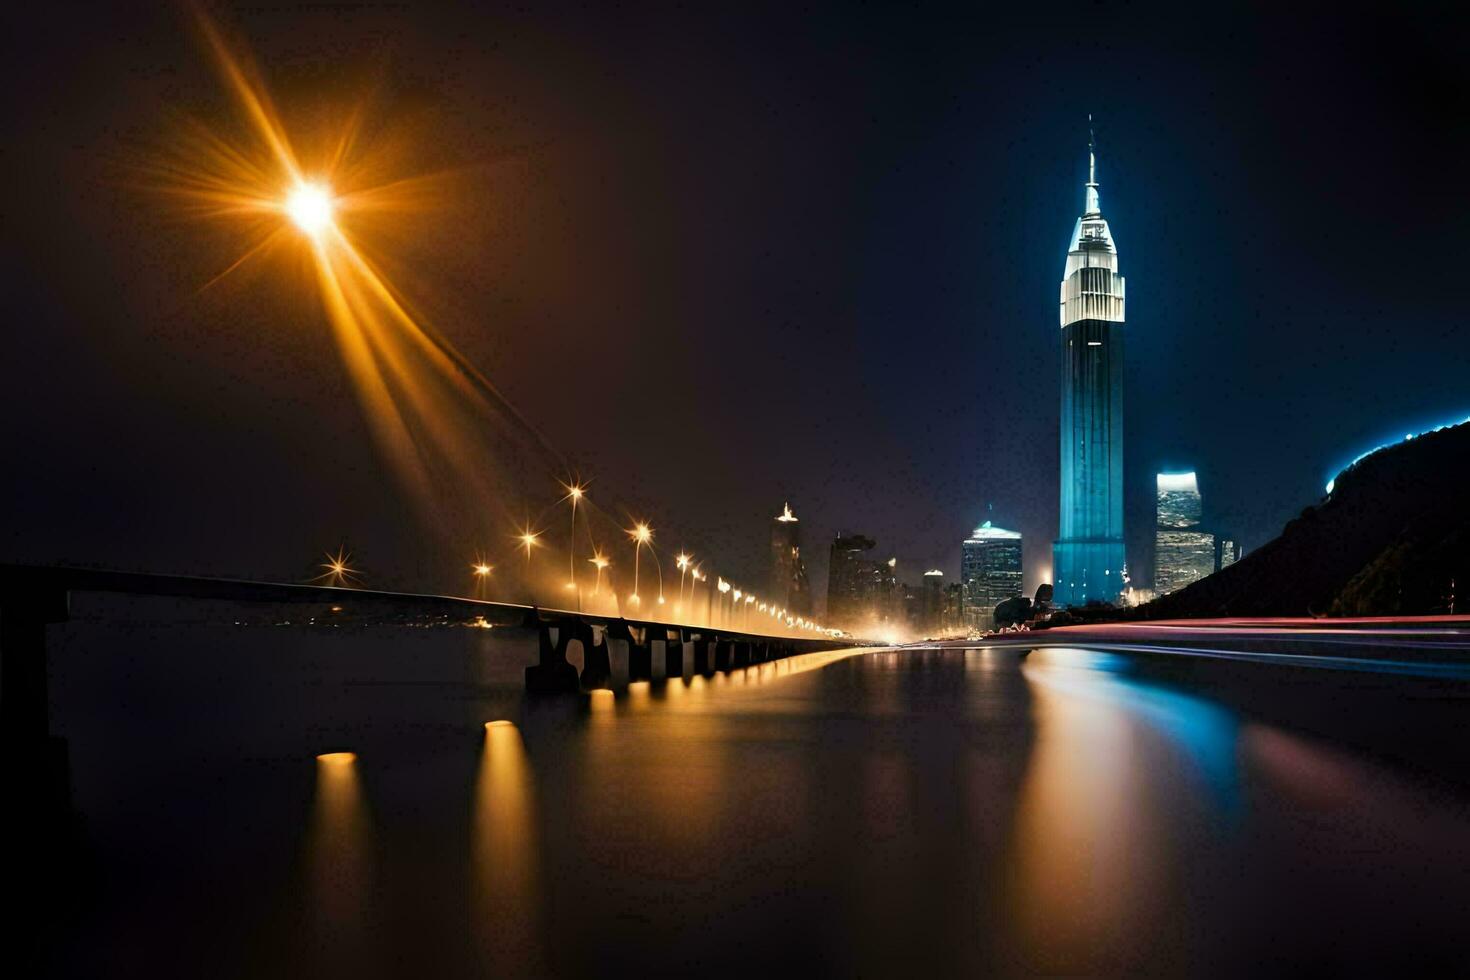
[1141,419,1470,618]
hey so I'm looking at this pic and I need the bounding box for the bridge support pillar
[1,585,72,814]
[714,638,733,672]
[627,629,652,683]
[579,623,613,689]
[663,633,683,680]
[692,637,711,674]
[733,641,750,668]
[526,624,579,694]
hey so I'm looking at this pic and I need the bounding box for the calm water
[38,607,1470,976]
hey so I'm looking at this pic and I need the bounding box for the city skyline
[3,3,1467,600]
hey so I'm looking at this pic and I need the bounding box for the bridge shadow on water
[19,600,1470,977]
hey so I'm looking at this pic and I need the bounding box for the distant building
[876,557,900,623]
[942,583,964,632]
[827,534,905,630]
[960,521,1023,631]
[920,569,946,635]
[1217,537,1241,571]
[769,502,812,616]
[1154,472,1215,595]
[827,533,877,628]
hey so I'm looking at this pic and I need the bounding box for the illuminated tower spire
[1053,117,1127,607]
[1085,114,1100,216]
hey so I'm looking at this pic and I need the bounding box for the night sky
[2,1,1466,602]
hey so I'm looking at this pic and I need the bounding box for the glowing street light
[588,553,610,596]
[471,559,493,599]
[284,180,335,240]
[676,552,692,605]
[319,547,358,587]
[518,526,541,569]
[627,522,653,605]
[561,481,587,592]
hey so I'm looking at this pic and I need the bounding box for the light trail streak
[985,641,1470,681]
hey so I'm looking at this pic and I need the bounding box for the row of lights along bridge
[317,480,836,637]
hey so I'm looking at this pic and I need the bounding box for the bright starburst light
[284,181,335,238]
[150,9,560,526]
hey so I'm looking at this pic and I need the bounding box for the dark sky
[2,1,1467,603]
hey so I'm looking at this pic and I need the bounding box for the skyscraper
[920,569,946,635]
[1154,472,1216,595]
[961,521,1023,630]
[1053,123,1127,607]
[769,502,812,616]
[827,533,876,627]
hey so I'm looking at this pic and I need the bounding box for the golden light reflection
[308,749,371,965]
[627,680,651,711]
[588,688,615,715]
[473,720,541,973]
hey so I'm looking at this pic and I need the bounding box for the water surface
[42,617,1470,976]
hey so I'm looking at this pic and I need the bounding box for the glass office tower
[1054,126,1127,606]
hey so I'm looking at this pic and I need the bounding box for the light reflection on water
[308,751,372,972]
[1008,647,1248,972]
[43,624,1470,977]
[472,721,541,974]
[1024,648,1242,806]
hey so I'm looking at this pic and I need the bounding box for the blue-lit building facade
[1053,132,1127,606]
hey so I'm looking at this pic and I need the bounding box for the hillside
[1141,419,1470,618]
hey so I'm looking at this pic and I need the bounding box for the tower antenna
[1085,114,1100,215]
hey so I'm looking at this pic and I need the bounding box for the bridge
[0,562,854,808]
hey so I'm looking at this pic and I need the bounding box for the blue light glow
[1324,412,1470,495]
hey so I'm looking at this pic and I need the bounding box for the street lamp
[518,527,540,563]
[628,522,652,606]
[319,547,358,587]
[561,481,586,593]
[471,560,493,600]
[589,553,610,596]
[676,552,691,608]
